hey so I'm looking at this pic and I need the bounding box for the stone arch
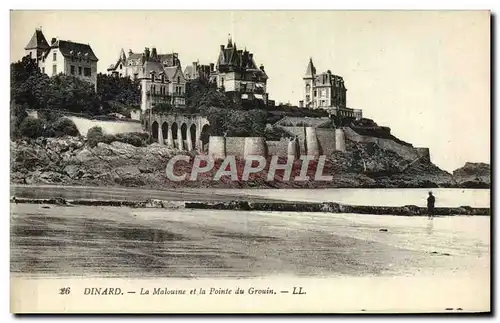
[200,124,210,152]
[171,122,178,140]
[151,121,159,140]
[161,122,168,140]
[181,123,188,140]
[189,123,197,150]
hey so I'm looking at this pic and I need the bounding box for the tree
[18,116,45,139]
[10,102,28,138]
[97,73,140,106]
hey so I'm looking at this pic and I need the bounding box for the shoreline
[10,197,490,216]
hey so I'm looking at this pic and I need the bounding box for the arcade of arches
[143,113,211,152]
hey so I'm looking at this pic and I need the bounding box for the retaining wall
[266,139,289,156]
[344,127,420,161]
[316,128,337,156]
[208,136,227,159]
[225,137,246,157]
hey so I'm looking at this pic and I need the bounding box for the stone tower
[303,58,316,109]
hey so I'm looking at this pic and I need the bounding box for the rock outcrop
[452,162,491,188]
[9,136,484,189]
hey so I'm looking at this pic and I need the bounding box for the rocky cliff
[452,162,491,188]
[9,136,485,189]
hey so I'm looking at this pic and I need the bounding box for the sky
[10,10,490,172]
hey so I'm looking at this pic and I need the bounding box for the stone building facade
[300,58,362,120]
[213,36,270,104]
[108,47,187,110]
[25,28,99,90]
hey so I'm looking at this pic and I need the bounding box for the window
[42,67,45,74]
[78,67,82,75]
[177,76,180,83]
[84,68,91,77]
[151,74,155,82]
[70,65,75,75]
[52,64,57,75]
[306,95,310,102]
[133,73,138,80]
[53,52,57,61]
[314,90,317,97]
[161,75,165,83]
[119,64,122,69]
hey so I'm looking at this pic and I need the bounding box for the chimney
[260,65,265,72]
[51,37,57,45]
[151,47,157,59]
[128,49,133,57]
[220,45,224,51]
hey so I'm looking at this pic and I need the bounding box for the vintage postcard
[9,10,490,313]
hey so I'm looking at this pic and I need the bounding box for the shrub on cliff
[202,108,267,137]
[50,118,80,137]
[18,116,45,139]
[264,126,293,141]
[114,133,146,147]
[86,126,151,148]
[87,126,104,147]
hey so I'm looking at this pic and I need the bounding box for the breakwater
[10,197,490,216]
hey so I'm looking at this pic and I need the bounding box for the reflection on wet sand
[10,204,490,278]
[426,218,434,235]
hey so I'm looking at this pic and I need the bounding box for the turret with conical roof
[304,57,316,79]
[303,58,316,108]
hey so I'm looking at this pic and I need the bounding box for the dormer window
[177,76,180,83]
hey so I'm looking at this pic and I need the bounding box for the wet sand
[10,203,489,279]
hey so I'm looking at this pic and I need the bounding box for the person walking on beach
[427,191,435,218]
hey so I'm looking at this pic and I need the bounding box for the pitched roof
[305,58,316,78]
[128,53,142,60]
[25,29,50,50]
[143,61,164,76]
[184,65,194,78]
[164,66,179,80]
[51,40,98,61]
